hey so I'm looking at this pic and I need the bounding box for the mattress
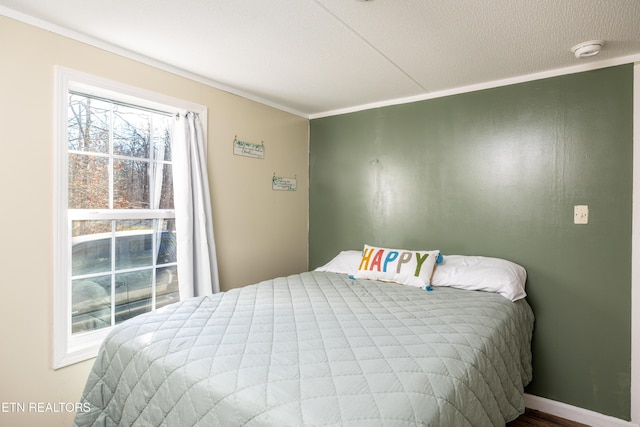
[75,271,534,426]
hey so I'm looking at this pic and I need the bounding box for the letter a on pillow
[354,244,440,288]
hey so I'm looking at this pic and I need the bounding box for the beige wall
[0,16,308,427]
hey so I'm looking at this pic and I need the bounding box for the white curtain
[151,123,167,264]
[172,111,220,297]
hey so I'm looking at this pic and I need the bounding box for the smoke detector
[571,40,605,59]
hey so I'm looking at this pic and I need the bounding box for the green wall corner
[309,65,633,420]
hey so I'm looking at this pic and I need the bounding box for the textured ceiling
[2,0,640,117]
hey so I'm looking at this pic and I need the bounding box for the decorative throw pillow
[431,255,527,301]
[354,244,441,288]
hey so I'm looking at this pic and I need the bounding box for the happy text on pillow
[359,247,433,277]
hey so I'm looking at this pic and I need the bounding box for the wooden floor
[507,409,591,427]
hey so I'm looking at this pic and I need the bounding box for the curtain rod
[68,89,176,118]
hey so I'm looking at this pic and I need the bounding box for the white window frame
[53,67,207,369]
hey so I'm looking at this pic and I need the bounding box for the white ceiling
[2,0,640,118]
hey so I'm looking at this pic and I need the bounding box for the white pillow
[354,244,440,288]
[314,250,361,275]
[431,255,527,301]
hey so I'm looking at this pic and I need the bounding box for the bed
[75,253,534,426]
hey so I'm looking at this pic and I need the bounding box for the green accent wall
[309,65,633,420]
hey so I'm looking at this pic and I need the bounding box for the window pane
[68,95,110,154]
[68,153,109,209]
[159,163,174,210]
[156,266,179,310]
[115,269,152,323]
[113,106,150,158]
[114,159,149,209]
[72,275,111,334]
[153,118,172,161]
[157,219,177,265]
[63,87,180,354]
[72,219,112,239]
[72,220,112,276]
[115,220,153,270]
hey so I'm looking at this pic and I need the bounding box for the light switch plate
[574,205,588,224]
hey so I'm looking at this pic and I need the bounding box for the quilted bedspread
[75,271,534,427]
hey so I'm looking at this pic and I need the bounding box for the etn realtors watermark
[1,401,90,413]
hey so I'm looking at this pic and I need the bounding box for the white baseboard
[524,394,638,427]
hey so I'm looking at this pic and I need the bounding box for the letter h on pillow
[354,244,441,288]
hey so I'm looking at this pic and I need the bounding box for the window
[54,68,205,368]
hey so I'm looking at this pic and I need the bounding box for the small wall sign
[233,137,264,159]
[272,175,297,191]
